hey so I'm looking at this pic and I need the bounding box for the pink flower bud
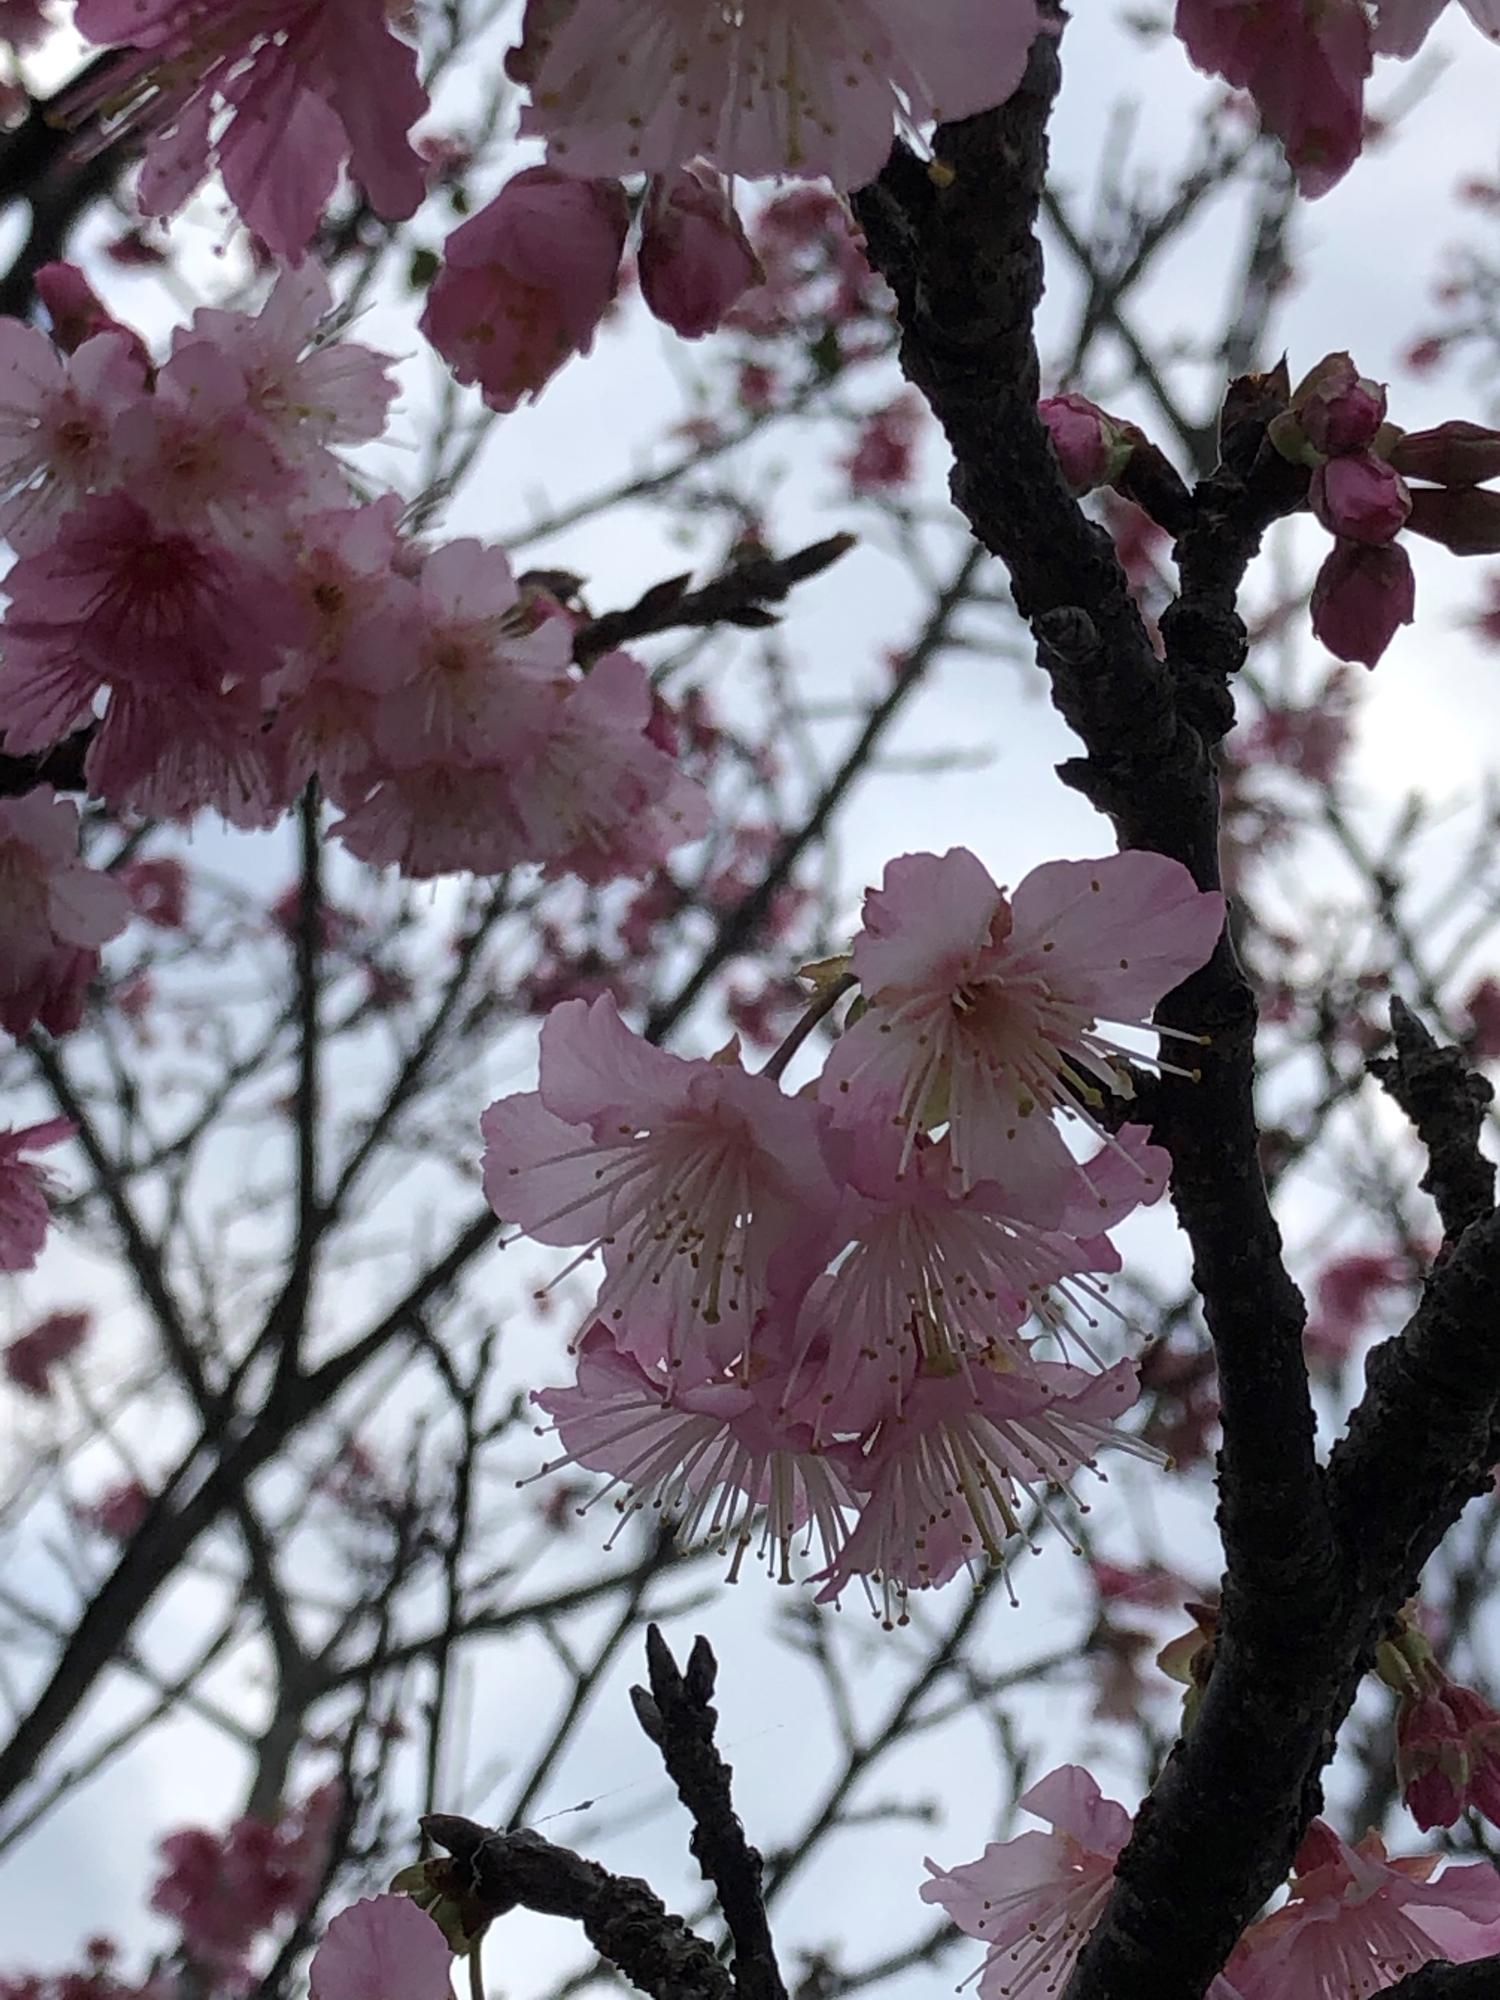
[419,166,629,412]
[1439,1682,1500,1828]
[34,262,152,372]
[639,165,763,340]
[1309,452,1411,544]
[1310,539,1415,668]
[1038,393,1136,496]
[1389,420,1500,487]
[1405,483,1500,556]
[1297,353,1388,455]
[1396,1687,1469,1830]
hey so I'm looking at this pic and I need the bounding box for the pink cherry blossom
[4,1309,91,1398]
[1175,0,1371,197]
[481,994,837,1368]
[70,0,429,258]
[118,857,189,931]
[777,1122,1168,1432]
[310,1896,452,2000]
[532,1322,858,1581]
[1396,1684,1470,1830]
[819,847,1223,1209]
[32,263,151,365]
[173,264,398,502]
[0,320,145,554]
[920,1766,1131,2000]
[514,650,711,882]
[153,1788,342,1974]
[815,1355,1158,1623]
[1227,1819,1500,1998]
[639,166,764,339]
[512,0,1042,189]
[1311,538,1416,667]
[0,786,129,1038]
[0,0,52,48]
[0,1118,74,1272]
[420,168,629,412]
[923,1766,1241,2000]
[0,494,300,822]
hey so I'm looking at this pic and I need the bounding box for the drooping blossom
[309,1896,452,2000]
[510,0,1042,187]
[0,786,130,1038]
[638,165,764,339]
[531,1321,859,1581]
[0,1118,74,1272]
[815,1354,1158,1622]
[818,846,1223,1209]
[482,994,838,1368]
[70,0,429,258]
[1226,1818,1500,1998]
[4,1309,91,1398]
[1174,0,1371,197]
[1310,538,1416,667]
[420,168,629,412]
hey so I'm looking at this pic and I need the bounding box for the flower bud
[1440,1682,1500,1828]
[1298,352,1388,455]
[1395,1685,1469,1829]
[1038,394,1137,496]
[1388,420,1500,488]
[1310,539,1415,668]
[639,165,763,339]
[1309,452,1411,544]
[1405,483,1500,556]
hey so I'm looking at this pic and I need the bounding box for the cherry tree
[6,6,1500,2000]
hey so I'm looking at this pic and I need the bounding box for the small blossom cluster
[923,1767,1500,2000]
[0,266,707,881]
[483,844,1224,1620]
[150,1785,341,1981]
[1273,352,1500,667]
[420,161,764,413]
[1381,1619,1500,1832]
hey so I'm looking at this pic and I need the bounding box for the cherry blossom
[1310,539,1416,668]
[815,1355,1157,1622]
[531,1322,858,1580]
[481,994,838,1367]
[420,168,629,413]
[3,1310,91,1398]
[0,320,145,554]
[819,846,1223,1209]
[70,0,429,258]
[0,786,130,1038]
[1226,1818,1500,1998]
[309,1897,452,2000]
[919,1766,1132,2000]
[510,0,1042,188]
[0,1118,74,1272]
[1370,0,1500,56]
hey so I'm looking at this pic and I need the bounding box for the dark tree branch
[422,1814,733,2000]
[633,1628,786,2000]
[1369,999,1496,1244]
[569,535,856,667]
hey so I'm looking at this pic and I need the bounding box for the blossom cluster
[922,1767,1500,2000]
[0,265,708,879]
[482,844,1224,1620]
[1273,352,1500,667]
